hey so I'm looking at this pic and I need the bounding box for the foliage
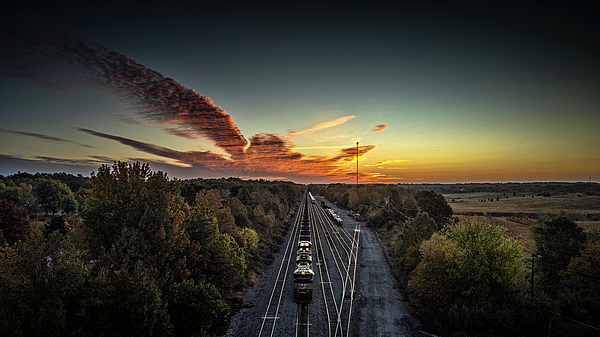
[166,281,228,337]
[555,240,600,335]
[204,233,247,294]
[1,164,305,336]
[9,172,89,193]
[409,217,526,334]
[34,178,72,215]
[0,199,31,245]
[390,212,438,273]
[413,190,453,225]
[0,177,39,214]
[179,181,204,205]
[82,162,189,285]
[531,214,586,289]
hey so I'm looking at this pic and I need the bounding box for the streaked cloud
[1,21,247,157]
[1,13,384,183]
[77,128,228,169]
[288,116,357,137]
[0,127,95,148]
[294,145,349,150]
[371,124,387,133]
[365,159,412,167]
[77,127,379,181]
[332,145,376,162]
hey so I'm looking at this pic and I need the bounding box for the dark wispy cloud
[1,8,380,182]
[0,127,95,148]
[1,11,247,157]
[332,145,376,162]
[33,156,106,167]
[371,124,387,133]
[163,127,204,140]
[77,128,228,169]
[77,127,379,180]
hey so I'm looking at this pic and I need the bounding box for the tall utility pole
[356,142,359,186]
[531,254,535,298]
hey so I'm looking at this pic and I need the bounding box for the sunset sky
[1,2,598,184]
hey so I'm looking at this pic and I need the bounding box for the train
[294,194,314,303]
[327,208,343,226]
[309,192,316,204]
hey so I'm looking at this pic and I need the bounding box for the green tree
[532,214,586,287]
[0,199,31,245]
[413,190,453,225]
[391,212,438,273]
[226,196,252,228]
[90,261,172,337]
[204,233,246,294]
[183,192,220,283]
[34,178,72,215]
[0,178,38,214]
[556,241,600,334]
[240,227,259,256]
[409,217,526,333]
[165,281,228,337]
[59,194,78,215]
[82,162,189,285]
[179,181,204,205]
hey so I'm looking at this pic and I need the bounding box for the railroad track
[311,203,342,337]
[309,196,361,337]
[256,191,360,337]
[296,303,310,337]
[258,192,307,337]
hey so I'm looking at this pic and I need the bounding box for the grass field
[446,193,600,249]
[446,193,600,216]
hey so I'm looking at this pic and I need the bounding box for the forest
[0,162,304,336]
[312,183,600,337]
[2,166,598,336]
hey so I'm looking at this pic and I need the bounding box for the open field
[446,193,600,218]
[446,193,600,249]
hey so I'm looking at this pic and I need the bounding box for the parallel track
[258,192,307,337]
[309,196,360,337]
[257,191,360,337]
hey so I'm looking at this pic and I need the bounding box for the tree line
[313,184,600,337]
[0,162,303,336]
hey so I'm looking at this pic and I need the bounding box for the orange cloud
[78,128,380,182]
[2,23,247,157]
[365,159,412,167]
[332,145,377,162]
[288,116,357,137]
[5,17,387,183]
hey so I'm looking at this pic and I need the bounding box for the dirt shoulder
[328,199,424,337]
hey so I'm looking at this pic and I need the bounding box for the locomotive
[294,195,314,303]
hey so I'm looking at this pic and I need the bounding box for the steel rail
[314,208,351,286]
[312,201,350,337]
[345,222,361,337]
[258,191,306,337]
[309,199,339,337]
[312,195,360,337]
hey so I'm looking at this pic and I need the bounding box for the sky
[1,1,599,184]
